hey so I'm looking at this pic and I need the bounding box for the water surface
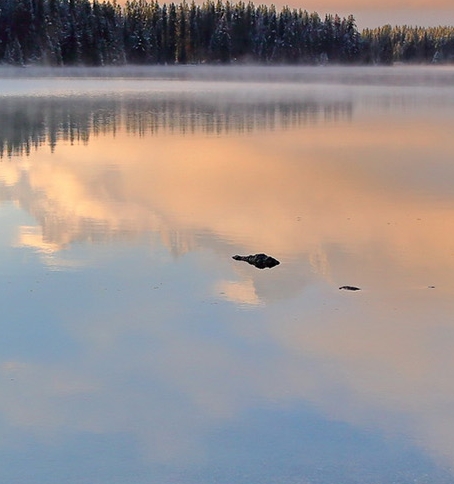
[1,66,454,483]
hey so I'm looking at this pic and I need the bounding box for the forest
[0,0,453,66]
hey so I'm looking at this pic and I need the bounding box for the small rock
[232,253,280,269]
[339,285,361,291]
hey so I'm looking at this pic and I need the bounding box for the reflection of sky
[1,68,454,483]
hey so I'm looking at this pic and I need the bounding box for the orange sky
[333,6,454,29]
[115,0,454,28]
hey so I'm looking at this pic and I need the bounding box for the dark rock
[339,285,361,291]
[232,253,280,269]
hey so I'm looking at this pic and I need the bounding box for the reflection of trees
[0,95,352,157]
[0,98,118,157]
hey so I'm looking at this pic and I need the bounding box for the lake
[1,65,454,484]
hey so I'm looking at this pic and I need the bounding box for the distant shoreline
[0,0,453,67]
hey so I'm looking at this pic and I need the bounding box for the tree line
[0,0,453,66]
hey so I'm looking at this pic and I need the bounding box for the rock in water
[232,253,280,269]
[339,285,361,291]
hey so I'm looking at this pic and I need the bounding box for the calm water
[1,65,454,484]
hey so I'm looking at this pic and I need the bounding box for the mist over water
[1,66,454,484]
[2,63,454,83]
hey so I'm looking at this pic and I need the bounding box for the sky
[300,2,454,29]
[246,0,454,29]
[115,0,454,29]
[270,0,454,29]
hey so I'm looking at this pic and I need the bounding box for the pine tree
[210,11,231,62]
[166,2,177,62]
[176,2,188,63]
